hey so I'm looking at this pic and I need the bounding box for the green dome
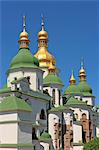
[77,81,92,95]
[9,48,38,70]
[43,73,63,86]
[40,131,51,140]
[64,85,80,95]
[33,56,39,67]
[65,96,86,106]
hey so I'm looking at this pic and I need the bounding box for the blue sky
[0,1,99,105]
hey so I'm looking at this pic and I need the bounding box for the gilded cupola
[79,58,86,81]
[34,15,56,68]
[69,70,76,85]
[18,16,30,48]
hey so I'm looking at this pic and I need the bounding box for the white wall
[63,112,72,125]
[0,123,18,144]
[7,71,23,87]
[0,113,17,122]
[7,69,43,92]
[71,107,89,120]
[82,97,95,106]
[73,124,82,143]
[48,113,61,140]
[96,127,99,137]
[40,142,50,150]
[73,146,83,150]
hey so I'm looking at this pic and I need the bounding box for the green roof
[64,84,81,95]
[0,96,32,112]
[65,96,86,106]
[9,48,38,72]
[96,106,99,109]
[77,81,92,96]
[43,73,63,86]
[39,131,51,141]
[0,143,33,148]
[0,85,11,94]
[49,105,68,112]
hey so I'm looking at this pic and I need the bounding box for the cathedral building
[0,16,99,150]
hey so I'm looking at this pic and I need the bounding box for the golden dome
[69,70,76,85]
[34,47,56,67]
[38,30,48,39]
[38,15,48,40]
[34,15,56,68]
[48,61,56,73]
[20,31,28,38]
[79,58,86,81]
[18,16,30,48]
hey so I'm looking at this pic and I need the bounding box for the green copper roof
[0,143,33,148]
[0,96,32,112]
[0,85,11,94]
[77,81,92,96]
[65,96,86,106]
[95,106,99,109]
[64,84,81,95]
[9,48,38,71]
[43,73,63,86]
[40,131,51,141]
[49,105,67,112]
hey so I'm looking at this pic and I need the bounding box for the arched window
[40,109,46,120]
[32,128,37,140]
[38,78,40,90]
[82,113,87,120]
[52,89,55,105]
[59,90,61,105]
[27,76,30,84]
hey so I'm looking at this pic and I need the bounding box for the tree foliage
[83,137,99,150]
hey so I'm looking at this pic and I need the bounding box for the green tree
[83,137,99,150]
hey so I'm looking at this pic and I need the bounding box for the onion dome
[43,61,63,86]
[38,15,48,40]
[39,131,51,141]
[9,48,39,70]
[65,96,86,107]
[79,59,86,81]
[34,15,56,68]
[77,81,92,96]
[77,59,92,96]
[64,70,80,95]
[18,16,30,48]
[8,16,39,72]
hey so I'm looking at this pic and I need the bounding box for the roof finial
[69,69,76,85]
[72,69,74,76]
[23,15,26,32]
[81,57,84,69]
[41,14,44,31]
